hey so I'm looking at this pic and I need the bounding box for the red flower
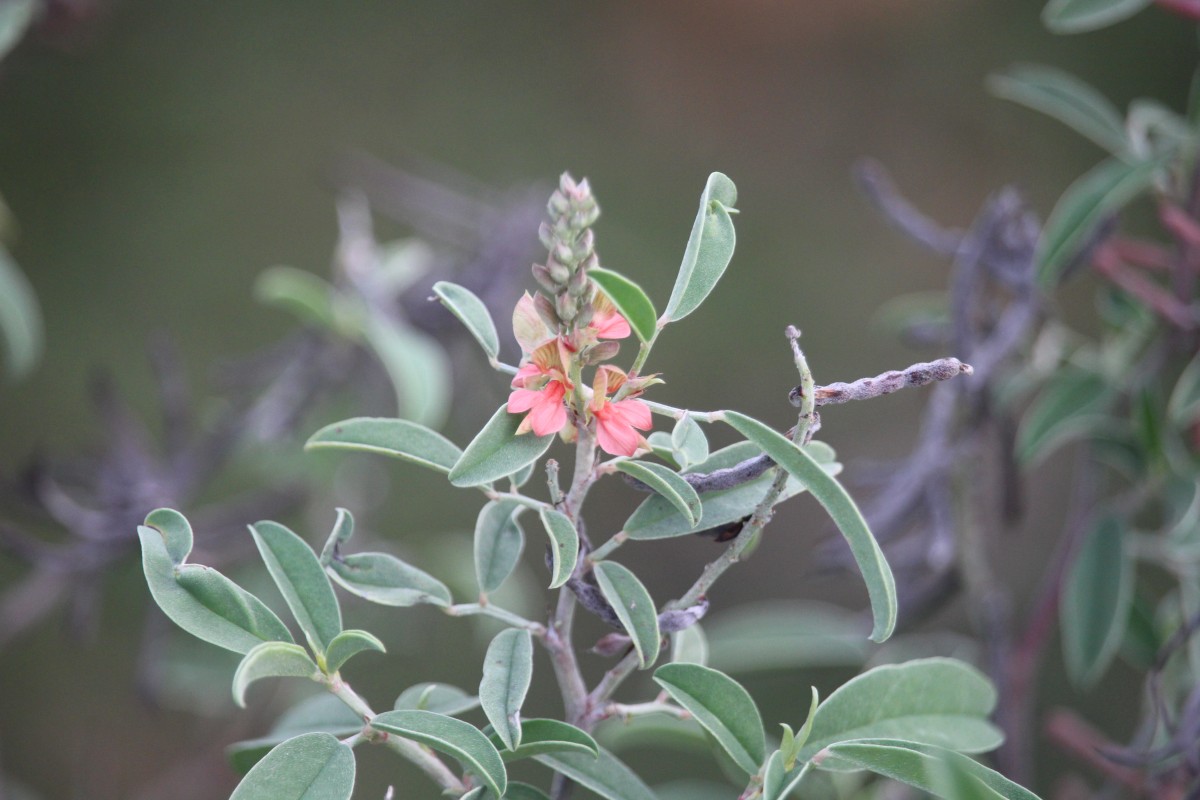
[508,340,573,436]
[590,366,652,456]
[589,293,631,340]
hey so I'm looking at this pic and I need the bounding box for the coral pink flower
[589,293,631,340]
[508,340,573,436]
[590,365,652,456]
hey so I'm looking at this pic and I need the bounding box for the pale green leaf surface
[1061,516,1133,687]
[671,413,709,468]
[533,747,657,800]
[537,509,580,589]
[227,694,362,774]
[671,623,709,666]
[614,460,702,527]
[394,683,480,716]
[306,417,462,474]
[328,551,451,607]
[255,266,338,329]
[589,267,657,343]
[323,629,385,675]
[653,662,765,774]
[229,732,354,800]
[318,508,355,568]
[705,601,869,672]
[1016,368,1112,464]
[144,507,195,566]
[486,719,599,761]
[820,740,1041,800]
[363,314,451,428]
[664,172,738,322]
[1041,0,1152,33]
[480,628,534,751]
[474,500,526,595]
[0,0,37,61]
[449,404,555,487]
[433,280,500,358]
[988,64,1127,154]
[723,412,896,642]
[371,710,507,797]
[0,245,42,380]
[593,560,661,668]
[251,521,343,654]
[233,642,320,707]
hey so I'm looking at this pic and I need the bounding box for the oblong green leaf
[1016,368,1112,464]
[144,507,195,566]
[798,658,1002,764]
[988,64,1127,154]
[318,508,355,568]
[255,266,337,329]
[328,551,451,607]
[593,561,661,669]
[664,172,738,322]
[363,314,451,428]
[371,710,507,797]
[653,662,765,775]
[138,525,293,654]
[233,642,320,707]
[1061,516,1133,688]
[614,460,702,527]
[820,740,1041,800]
[0,0,38,62]
[480,628,534,751]
[474,501,526,595]
[487,719,599,761]
[394,683,480,716]
[589,267,657,343]
[722,411,896,642]
[450,404,556,487]
[1038,156,1164,286]
[251,521,343,655]
[306,417,462,474]
[670,623,708,666]
[227,694,363,774]
[704,601,869,673]
[671,413,709,468]
[1041,0,1151,33]
[323,629,386,675]
[534,747,657,800]
[433,280,500,358]
[537,509,580,590]
[230,732,355,800]
[0,245,42,380]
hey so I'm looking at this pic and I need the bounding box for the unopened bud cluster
[532,172,601,327]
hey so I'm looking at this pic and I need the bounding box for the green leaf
[229,732,355,800]
[722,411,897,642]
[593,560,661,668]
[227,694,363,774]
[537,509,580,590]
[371,710,507,797]
[306,417,463,474]
[0,245,42,380]
[233,642,320,707]
[705,601,869,672]
[394,683,480,716]
[1169,346,1200,427]
[798,658,1003,765]
[670,623,709,666]
[653,662,766,775]
[614,460,702,527]
[794,686,820,752]
[487,719,599,761]
[144,507,195,566]
[255,266,338,329]
[470,783,551,800]
[988,64,1128,155]
[251,521,343,655]
[449,404,556,487]
[1061,516,1133,688]
[362,314,451,428]
[327,551,452,607]
[624,441,839,540]
[664,173,738,322]
[480,628,534,751]
[323,629,385,675]
[0,0,37,62]
[474,501,526,596]
[138,524,293,655]
[1017,369,1113,465]
[433,280,500,358]
[1038,156,1164,286]
[589,267,658,343]
[318,508,355,568]
[534,747,657,800]
[671,413,709,468]
[1041,0,1152,33]
[819,740,1041,800]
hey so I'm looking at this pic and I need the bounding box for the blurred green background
[0,2,1193,798]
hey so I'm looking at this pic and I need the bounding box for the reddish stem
[1155,0,1200,20]
[1044,709,1148,794]
[1092,245,1196,330]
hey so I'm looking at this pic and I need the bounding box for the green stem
[587,531,628,563]
[643,399,724,422]
[482,489,555,513]
[444,603,546,635]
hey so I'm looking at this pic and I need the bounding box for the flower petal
[513,292,554,353]
[507,387,542,413]
[527,386,568,436]
[596,413,644,456]
[610,398,652,431]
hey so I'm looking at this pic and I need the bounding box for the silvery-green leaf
[362,314,451,428]
[0,245,41,380]
[450,404,555,487]
[251,521,343,655]
[433,280,500,358]
[1061,516,1132,688]
[537,509,580,590]
[534,747,656,800]
[614,460,702,528]
[1041,0,1152,33]
[593,560,661,669]
[306,417,462,474]
[233,642,320,707]
[394,683,480,716]
[371,710,507,797]
[664,173,738,322]
[328,551,451,608]
[323,629,385,675]
[653,662,765,774]
[589,267,657,343]
[671,413,709,468]
[474,500,526,596]
[988,64,1127,155]
[229,732,355,800]
[479,628,533,751]
[255,266,338,329]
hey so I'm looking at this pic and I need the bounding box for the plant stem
[643,399,724,422]
[587,531,627,563]
[444,603,546,635]
[482,490,554,513]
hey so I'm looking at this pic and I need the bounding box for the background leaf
[328,551,452,607]
[474,500,526,595]
[1169,346,1200,427]
[319,508,355,568]
[394,683,480,716]
[449,404,556,487]
[229,732,355,800]
[537,509,580,589]
[433,280,500,358]
[723,411,897,642]
[534,747,657,800]
[1016,367,1112,464]
[671,413,709,468]
[988,64,1128,154]
[138,525,293,654]
[479,628,534,751]
[653,662,765,774]
[705,601,869,673]
[362,314,451,428]
[1061,516,1133,687]
[371,710,507,797]
[820,740,1041,800]
[306,417,463,474]
[1041,0,1152,33]
[232,642,320,707]
[589,267,658,343]
[227,695,362,774]
[670,623,709,666]
[0,245,42,380]
[254,265,338,329]
[663,172,738,322]
[798,658,1003,765]
[593,560,661,668]
[251,521,343,655]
